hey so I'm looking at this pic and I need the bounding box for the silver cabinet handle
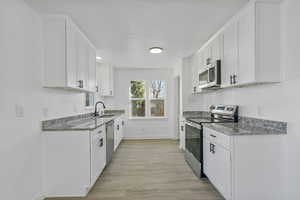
[98,130,102,134]
[181,126,184,131]
[99,138,103,147]
[233,74,237,84]
[230,75,233,85]
[210,134,216,138]
[77,80,83,88]
[210,143,215,154]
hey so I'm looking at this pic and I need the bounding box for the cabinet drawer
[91,125,105,137]
[203,127,230,150]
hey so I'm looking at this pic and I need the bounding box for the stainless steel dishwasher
[105,120,114,164]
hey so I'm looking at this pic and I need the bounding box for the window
[149,80,166,117]
[129,80,167,118]
[85,93,95,108]
[129,81,146,117]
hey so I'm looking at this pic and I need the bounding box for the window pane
[130,81,145,98]
[150,99,165,117]
[150,80,166,99]
[131,100,146,117]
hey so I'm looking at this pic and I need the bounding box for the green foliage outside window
[130,81,145,98]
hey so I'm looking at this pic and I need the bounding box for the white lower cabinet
[179,119,186,150]
[203,127,285,200]
[114,115,125,151]
[90,126,106,186]
[43,125,106,198]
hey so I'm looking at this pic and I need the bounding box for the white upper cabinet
[203,45,212,66]
[187,0,281,90]
[222,21,238,87]
[66,19,78,89]
[88,45,97,92]
[221,0,281,87]
[210,35,223,63]
[191,53,199,94]
[43,15,97,93]
[236,3,256,85]
[96,63,114,96]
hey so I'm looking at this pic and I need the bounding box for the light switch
[15,104,24,118]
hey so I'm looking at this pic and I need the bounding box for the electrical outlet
[15,104,24,118]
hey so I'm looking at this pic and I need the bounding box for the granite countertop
[42,111,125,132]
[183,110,287,136]
[182,111,210,119]
[202,120,287,136]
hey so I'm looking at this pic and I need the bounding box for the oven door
[185,121,202,162]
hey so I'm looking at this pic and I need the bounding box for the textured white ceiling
[26,0,248,68]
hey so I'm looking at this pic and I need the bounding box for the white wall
[105,68,177,139]
[182,0,300,198]
[0,1,97,199]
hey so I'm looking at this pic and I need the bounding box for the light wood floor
[47,140,223,200]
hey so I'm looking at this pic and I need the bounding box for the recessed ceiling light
[149,47,163,54]
[96,56,102,60]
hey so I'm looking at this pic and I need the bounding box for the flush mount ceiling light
[96,56,102,60]
[149,47,163,54]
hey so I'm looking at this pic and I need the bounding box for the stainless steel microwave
[198,60,221,89]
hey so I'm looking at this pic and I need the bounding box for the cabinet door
[179,121,185,150]
[214,144,231,200]
[237,3,255,85]
[66,19,78,88]
[222,21,238,87]
[88,45,96,92]
[77,34,89,90]
[98,64,114,96]
[91,127,106,185]
[114,118,121,151]
[203,45,212,66]
[190,53,200,93]
[211,36,222,62]
[198,50,205,72]
[120,117,125,141]
[203,137,211,178]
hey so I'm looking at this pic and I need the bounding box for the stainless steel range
[185,105,238,178]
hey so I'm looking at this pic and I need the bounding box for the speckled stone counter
[182,111,210,119]
[104,109,125,116]
[202,116,287,136]
[42,111,125,131]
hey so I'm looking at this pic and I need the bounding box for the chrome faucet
[94,101,106,116]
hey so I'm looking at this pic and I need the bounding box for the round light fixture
[96,56,102,60]
[149,47,163,54]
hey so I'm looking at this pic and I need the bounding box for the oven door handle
[186,121,201,129]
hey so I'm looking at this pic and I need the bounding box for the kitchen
[0,0,299,200]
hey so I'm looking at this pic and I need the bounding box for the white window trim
[129,80,167,119]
